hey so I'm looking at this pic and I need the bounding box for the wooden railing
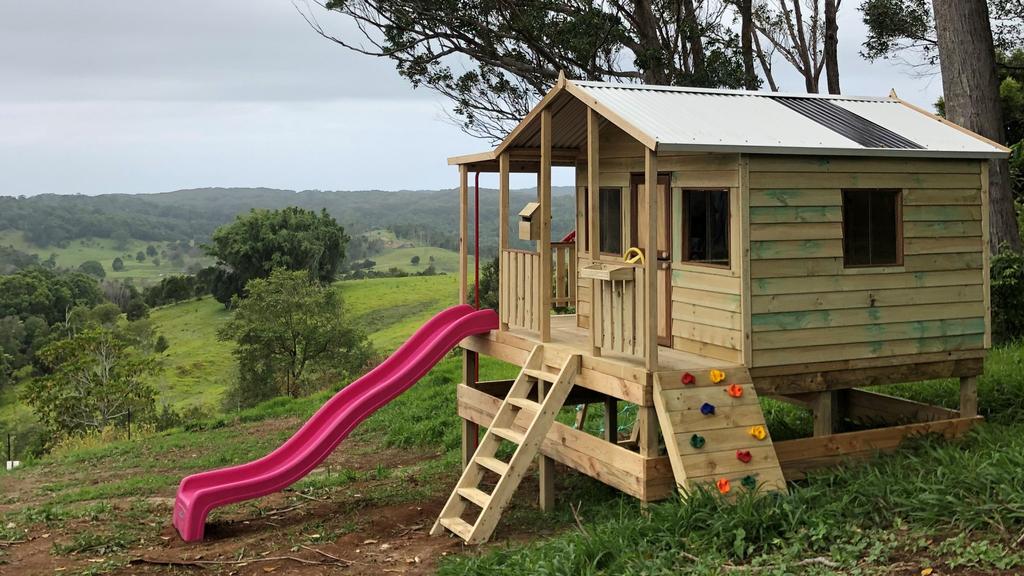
[551,241,576,309]
[501,249,542,332]
[593,268,645,357]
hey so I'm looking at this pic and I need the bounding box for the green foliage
[477,256,499,311]
[145,245,157,257]
[992,249,1024,342]
[206,207,350,304]
[410,254,420,265]
[135,251,145,262]
[219,270,372,404]
[76,260,106,279]
[0,244,39,274]
[110,256,124,272]
[154,334,169,353]
[124,297,149,321]
[0,267,104,324]
[142,274,207,307]
[22,327,159,439]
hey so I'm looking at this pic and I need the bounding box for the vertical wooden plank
[672,187,682,262]
[459,165,469,305]
[980,161,991,348]
[587,108,602,356]
[602,282,613,349]
[540,107,553,342]
[524,253,534,330]
[739,154,753,367]
[603,398,618,443]
[556,246,566,306]
[637,404,659,459]
[644,149,659,370]
[499,152,510,330]
[461,349,479,470]
[568,246,577,305]
[812,391,836,437]
[538,379,555,512]
[500,250,509,325]
[960,376,979,418]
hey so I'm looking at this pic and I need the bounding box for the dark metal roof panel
[769,97,924,149]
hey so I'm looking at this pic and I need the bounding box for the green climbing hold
[689,434,706,449]
[741,475,758,490]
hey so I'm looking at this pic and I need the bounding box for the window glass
[599,188,622,255]
[842,189,901,267]
[682,189,730,266]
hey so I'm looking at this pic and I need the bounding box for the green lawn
[369,245,461,274]
[0,230,211,284]
[338,273,460,350]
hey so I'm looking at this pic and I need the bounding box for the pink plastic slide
[173,304,497,541]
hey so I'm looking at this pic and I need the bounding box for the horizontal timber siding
[747,155,986,368]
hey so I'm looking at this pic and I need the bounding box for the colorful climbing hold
[716,477,731,494]
[749,425,767,440]
[700,402,716,416]
[726,383,743,398]
[709,369,726,383]
[741,475,758,490]
[689,434,706,449]
[681,372,696,385]
[736,449,752,463]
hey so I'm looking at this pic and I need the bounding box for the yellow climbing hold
[709,369,726,384]
[749,425,767,441]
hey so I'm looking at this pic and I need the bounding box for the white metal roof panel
[571,81,1007,159]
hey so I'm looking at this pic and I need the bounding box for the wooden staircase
[653,367,787,495]
[432,346,579,544]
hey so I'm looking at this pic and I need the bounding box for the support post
[587,108,602,357]
[539,107,553,342]
[603,397,618,443]
[812,391,836,436]
[459,165,469,306]
[461,350,479,470]
[643,148,658,371]
[537,380,555,511]
[498,151,510,330]
[960,376,979,418]
[637,405,659,458]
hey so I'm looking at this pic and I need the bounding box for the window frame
[581,186,637,257]
[678,188,731,269]
[841,188,904,269]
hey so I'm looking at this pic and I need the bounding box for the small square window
[681,189,730,266]
[842,189,902,267]
[582,187,637,256]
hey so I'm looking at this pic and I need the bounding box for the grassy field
[369,246,461,275]
[338,274,460,350]
[0,230,210,283]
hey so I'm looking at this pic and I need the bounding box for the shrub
[992,249,1024,342]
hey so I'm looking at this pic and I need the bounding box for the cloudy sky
[0,1,945,196]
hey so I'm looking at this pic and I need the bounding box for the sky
[0,1,946,197]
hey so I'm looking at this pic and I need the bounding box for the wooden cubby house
[431,74,1011,544]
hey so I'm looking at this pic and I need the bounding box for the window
[842,189,902,267]
[681,189,730,266]
[582,187,637,256]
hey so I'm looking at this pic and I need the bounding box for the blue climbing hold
[700,402,716,416]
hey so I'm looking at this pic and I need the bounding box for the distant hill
[0,186,577,257]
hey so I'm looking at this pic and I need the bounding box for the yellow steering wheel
[623,247,645,266]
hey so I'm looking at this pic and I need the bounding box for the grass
[0,230,211,283]
[337,274,460,350]
[370,246,461,274]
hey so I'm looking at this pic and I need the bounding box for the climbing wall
[653,367,786,495]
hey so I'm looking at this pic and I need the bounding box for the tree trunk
[634,0,668,84]
[681,0,707,78]
[933,0,1022,253]
[824,0,841,94]
[739,0,757,89]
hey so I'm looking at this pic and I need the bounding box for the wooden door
[633,174,673,348]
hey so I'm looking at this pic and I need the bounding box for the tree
[111,229,131,251]
[152,257,160,267]
[146,245,157,257]
[0,268,104,325]
[750,0,843,93]
[218,270,372,401]
[136,251,146,262]
[303,1,751,140]
[410,255,421,266]
[205,207,350,304]
[23,327,158,438]
[125,297,149,321]
[78,260,106,279]
[933,0,1020,252]
[111,257,124,272]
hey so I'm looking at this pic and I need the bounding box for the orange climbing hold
[749,425,767,440]
[709,369,726,384]
[726,383,743,398]
[716,477,731,494]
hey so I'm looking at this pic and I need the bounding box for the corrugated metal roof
[569,81,1007,159]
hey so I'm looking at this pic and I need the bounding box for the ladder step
[507,397,541,412]
[524,368,560,383]
[439,516,474,540]
[490,427,525,444]
[456,487,491,508]
[474,456,509,475]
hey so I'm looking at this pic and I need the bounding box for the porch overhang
[447,147,580,173]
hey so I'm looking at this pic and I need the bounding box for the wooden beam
[603,398,618,443]
[459,165,469,305]
[960,375,979,418]
[538,379,555,512]
[539,107,553,342]
[842,389,960,424]
[499,152,510,330]
[739,154,753,367]
[587,108,602,356]
[461,349,479,470]
[644,148,658,370]
[812,391,836,436]
[637,405,659,458]
[981,161,992,348]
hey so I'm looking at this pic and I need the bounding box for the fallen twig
[570,502,589,538]
[263,503,305,516]
[298,543,362,565]
[0,539,27,546]
[292,492,327,503]
[131,554,346,567]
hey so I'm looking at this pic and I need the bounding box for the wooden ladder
[431,345,579,544]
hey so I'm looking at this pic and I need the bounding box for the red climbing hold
[736,450,752,463]
[681,372,696,385]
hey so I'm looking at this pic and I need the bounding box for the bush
[992,249,1024,342]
